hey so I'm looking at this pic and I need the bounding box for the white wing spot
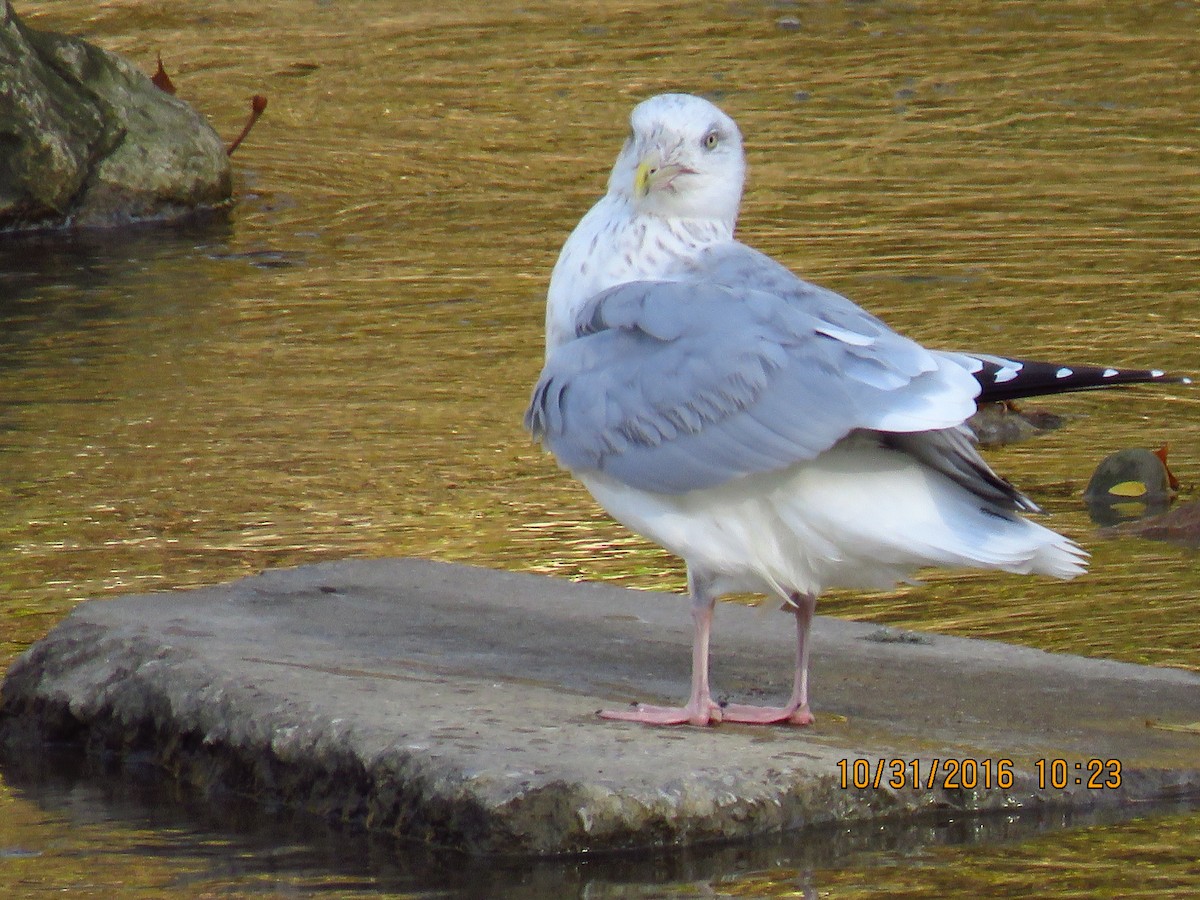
[1102,368,1119,378]
[994,367,1018,383]
[1151,369,1165,378]
[815,323,873,347]
[1055,367,1073,379]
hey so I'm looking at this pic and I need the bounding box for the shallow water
[2,0,1199,896]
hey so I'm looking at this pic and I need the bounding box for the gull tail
[943,352,1192,403]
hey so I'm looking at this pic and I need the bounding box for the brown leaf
[152,53,176,95]
[1154,444,1181,491]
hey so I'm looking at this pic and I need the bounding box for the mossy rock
[0,1,231,231]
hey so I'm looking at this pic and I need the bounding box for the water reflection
[0,215,233,350]
[3,747,1196,900]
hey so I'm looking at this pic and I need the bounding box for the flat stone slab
[1,558,1197,855]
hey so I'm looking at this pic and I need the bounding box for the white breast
[544,196,731,353]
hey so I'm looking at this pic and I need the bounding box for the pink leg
[720,592,816,726]
[600,580,722,726]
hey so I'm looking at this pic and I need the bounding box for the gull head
[607,93,745,227]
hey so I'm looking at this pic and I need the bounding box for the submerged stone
[0,559,1197,856]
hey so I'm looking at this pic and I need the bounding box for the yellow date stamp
[836,757,1124,790]
[837,757,1015,790]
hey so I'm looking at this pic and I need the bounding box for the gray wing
[526,254,984,496]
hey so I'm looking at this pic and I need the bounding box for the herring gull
[525,93,1186,727]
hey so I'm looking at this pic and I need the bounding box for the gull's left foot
[598,696,723,726]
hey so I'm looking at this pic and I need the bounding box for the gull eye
[702,129,720,150]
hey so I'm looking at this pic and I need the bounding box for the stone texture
[967,400,1067,447]
[1,558,1197,856]
[0,1,231,231]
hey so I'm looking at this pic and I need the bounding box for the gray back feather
[526,243,1002,497]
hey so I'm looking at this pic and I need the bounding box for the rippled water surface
[2,0,1198,896]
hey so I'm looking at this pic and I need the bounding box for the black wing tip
[971,356,1193,403]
